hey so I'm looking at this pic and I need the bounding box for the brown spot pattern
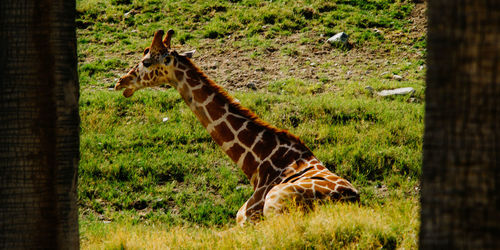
[314,185,332,194]
[259,161,280,182]
[192,85,211,103]
[210,130,223,146]
[186,69,198,80]
[206,97,226,121]
[177,63,186,70]
[213,122,234,143]
[187,77,199,87]
[227,114,247,131]
[238,128,258,148]
[326,175,340,182]
[226,143,245,162]
[242,153,258,177]
[283,150,300,163]
[190,104,209,127]
[336,180,350,186]
[252,131,277,160]
[336,185,359,199]
[270,147,293,169]
[175,70,184,81]
[329,192,341,200]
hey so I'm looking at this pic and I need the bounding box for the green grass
[81,199,419,249]
[79,88,423,225]
[77,0,426,248]
[76,0,421,87]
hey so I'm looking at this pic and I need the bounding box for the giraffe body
[115,30,359,225]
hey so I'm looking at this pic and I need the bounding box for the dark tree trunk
[421,0,500,249]
[0,0,79,249]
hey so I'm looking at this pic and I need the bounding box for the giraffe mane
[177,55,311,150]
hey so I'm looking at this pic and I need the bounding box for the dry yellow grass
[81,198,419,249]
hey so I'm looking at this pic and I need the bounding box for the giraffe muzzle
[115,75,133,90]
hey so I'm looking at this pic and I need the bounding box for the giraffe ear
[179,50,196,58]
[163,29,175,49]
[151,30,165,50]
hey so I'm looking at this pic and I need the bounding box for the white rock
[392,74,403,81]
[124,10,135,18]
[327,32,348,45]
[378,87,415,96]
[162,117,169,122]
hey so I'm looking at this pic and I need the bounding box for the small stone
[124,10,136,18]
[162,117,169,122]
[262,25,268,29]
[309,62,316,66]
[208,63,217,69]
[392,74,403,81]
[378,87,415,97]
[246,81,258,90]
[326,32,349,45]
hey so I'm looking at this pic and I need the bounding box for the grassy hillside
[77,0,426,248]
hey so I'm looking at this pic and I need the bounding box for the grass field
[77,0,426,248]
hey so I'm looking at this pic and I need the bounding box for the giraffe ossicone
[115,29,359,225]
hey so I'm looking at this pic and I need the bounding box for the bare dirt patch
[190,3,427,92]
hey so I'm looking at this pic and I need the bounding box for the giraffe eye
[143,48,150,55]
[164,57,172,65]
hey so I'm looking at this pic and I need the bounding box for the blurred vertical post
[0,0,80,248]
[421,0,499,248]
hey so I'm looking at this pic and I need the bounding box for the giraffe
[115,29,360,225]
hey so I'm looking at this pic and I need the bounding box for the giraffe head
[115,29,195,97]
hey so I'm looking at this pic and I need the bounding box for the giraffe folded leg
[236,185,276,226]
[236,200,266,226]
[236,200,249,226]
[263,178,359,217]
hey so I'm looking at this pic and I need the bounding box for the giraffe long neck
[172,57,314,185]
